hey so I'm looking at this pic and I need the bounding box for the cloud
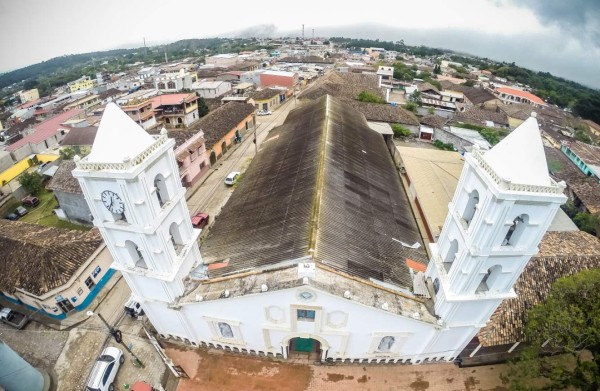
[507,0,600,47]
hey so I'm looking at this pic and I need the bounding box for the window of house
[377,336,395,352]
[85,277,95,290]
[297,309,316,321]
[218,322,234,338]
[177,118,183,124]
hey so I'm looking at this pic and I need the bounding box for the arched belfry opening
[443,239,459,273]
[502,214,529,247]
[154,174,170,207]
[462,189,479,226]
[125,240,147,269]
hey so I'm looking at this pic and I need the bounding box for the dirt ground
[165,344,511,391]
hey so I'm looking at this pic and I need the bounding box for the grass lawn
[19,189,91,231]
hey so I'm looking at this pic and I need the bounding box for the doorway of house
[288,337,321,361]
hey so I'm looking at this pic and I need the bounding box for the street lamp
[87,311,145,368]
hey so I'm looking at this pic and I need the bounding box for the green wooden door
[294,338,315,352]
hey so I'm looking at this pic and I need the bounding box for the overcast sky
[1,0,598,88]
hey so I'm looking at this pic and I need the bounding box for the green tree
[427,106,435,115]
[59,147,76,160]
[18,172,44,196]
[197,97,209,117]
[433,140,454,150]
[509,269,600,390]
[573,212,600,237]
[409,91,422,105]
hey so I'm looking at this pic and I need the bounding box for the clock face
[101,190,125,214]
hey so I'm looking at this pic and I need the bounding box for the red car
[191,212,210,229]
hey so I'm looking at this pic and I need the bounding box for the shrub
[433,140,455,151]
[357,91,386,104]
[391,124,412,138]
[404,102,418,112]
[18,172,44,196]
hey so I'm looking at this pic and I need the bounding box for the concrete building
[120,98,157,130]
[155,69,197,92]
[150,93,199,129]
[0,220,114,319]
[18,89,39,104]
[67,76,94,93]
[193,81,232,99]
[46,160,93,224]
[495,87,546,107]
[74,97,566,364]
[560,140,600,180]
[259,70,298,88]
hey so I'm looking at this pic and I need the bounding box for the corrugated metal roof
[201,95,426,289]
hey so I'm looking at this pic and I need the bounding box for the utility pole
[252,114,258,155]
[88,311,145,368]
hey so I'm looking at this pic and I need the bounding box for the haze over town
[1,0,599,88]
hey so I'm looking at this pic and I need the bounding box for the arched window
[218,322,234,338]
[125,240,147,269]
[169,222,184,254]
[462,190,479,226]
[159,82,166,89]
[154,174,169,207]
[502,214,528,247]
[165,118,171,124]
[377,336,395,352]
[476,265,502,293]
[443,239,458,273]
[177,117,183,124]
[167,81,176,89]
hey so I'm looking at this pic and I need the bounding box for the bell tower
[72,103,202,307]
[425,114,566,343]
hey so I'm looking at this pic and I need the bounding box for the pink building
[167,129,209,187]
[259,70,298,88]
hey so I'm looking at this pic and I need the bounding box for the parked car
[5,212,19,221]
[86,346,124,391]
[124,295,144,318]
[257,109,272,116]
[0,307,29,329]
[22,195,40,207]
[191,212,210,229]
[15,206,28,217]
[224,171,240,186]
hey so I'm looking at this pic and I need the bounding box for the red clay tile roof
[0,220,103,296]
[46,160,82,194]
[406,259,427,273]
[7,109,85,151]
[478,231,600,347]
[496,87,545,105]
[150,93,197,108]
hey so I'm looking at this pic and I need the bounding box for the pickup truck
[0,307,29,329]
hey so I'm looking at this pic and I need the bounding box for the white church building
[73,97,566,364]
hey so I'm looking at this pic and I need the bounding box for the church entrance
[288,337,321,361]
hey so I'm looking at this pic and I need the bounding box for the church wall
[141,286,478,361]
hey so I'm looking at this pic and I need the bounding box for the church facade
[73,97,565,363]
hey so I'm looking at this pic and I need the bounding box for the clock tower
[73,103,201,337]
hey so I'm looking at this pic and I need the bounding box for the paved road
[186,96,303,228]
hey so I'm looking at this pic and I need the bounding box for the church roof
[86,103,155,164]
[482,115,551,187]
[201,95,426,289]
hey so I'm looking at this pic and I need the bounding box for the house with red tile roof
[495,87,546,107]
[6,109,86,161]
[150,93,199,129]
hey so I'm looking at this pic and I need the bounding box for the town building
[560,140,600,180]
[18,89,39,104]
[193,81,232,99]
[150,93,199,129]
[154,69,197,92]
[0,220,114,319]
[259,70,299,88]
[495,87,546,107]
[74,97,565,364]
[67,76,94,93]
[120,98,157,130]
[47,160,93,224]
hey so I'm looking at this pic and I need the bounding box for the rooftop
[6,109,84,151]
[496,87,546,105]
[201,96,426,289]
[397,147,465,239]
[251,88,281,101]
[194,102,255,148]
[46,160,82,194]
[478,231,600,347]
[453,107,509,127]
[150,93,197,108]
[0,220,103,296]
[59,126,98,146]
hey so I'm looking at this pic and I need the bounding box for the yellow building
[18,88,39,103]
[67,76,94,93]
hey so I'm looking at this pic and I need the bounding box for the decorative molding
[472,150,565,194]
[296,288,317,302]
[325,311,348,329]
[265,306,286,324]
[76,135,168,171]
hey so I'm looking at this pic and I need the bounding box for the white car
[224,171,240,186]
[257,109,272,116]
[86,346,124,391]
